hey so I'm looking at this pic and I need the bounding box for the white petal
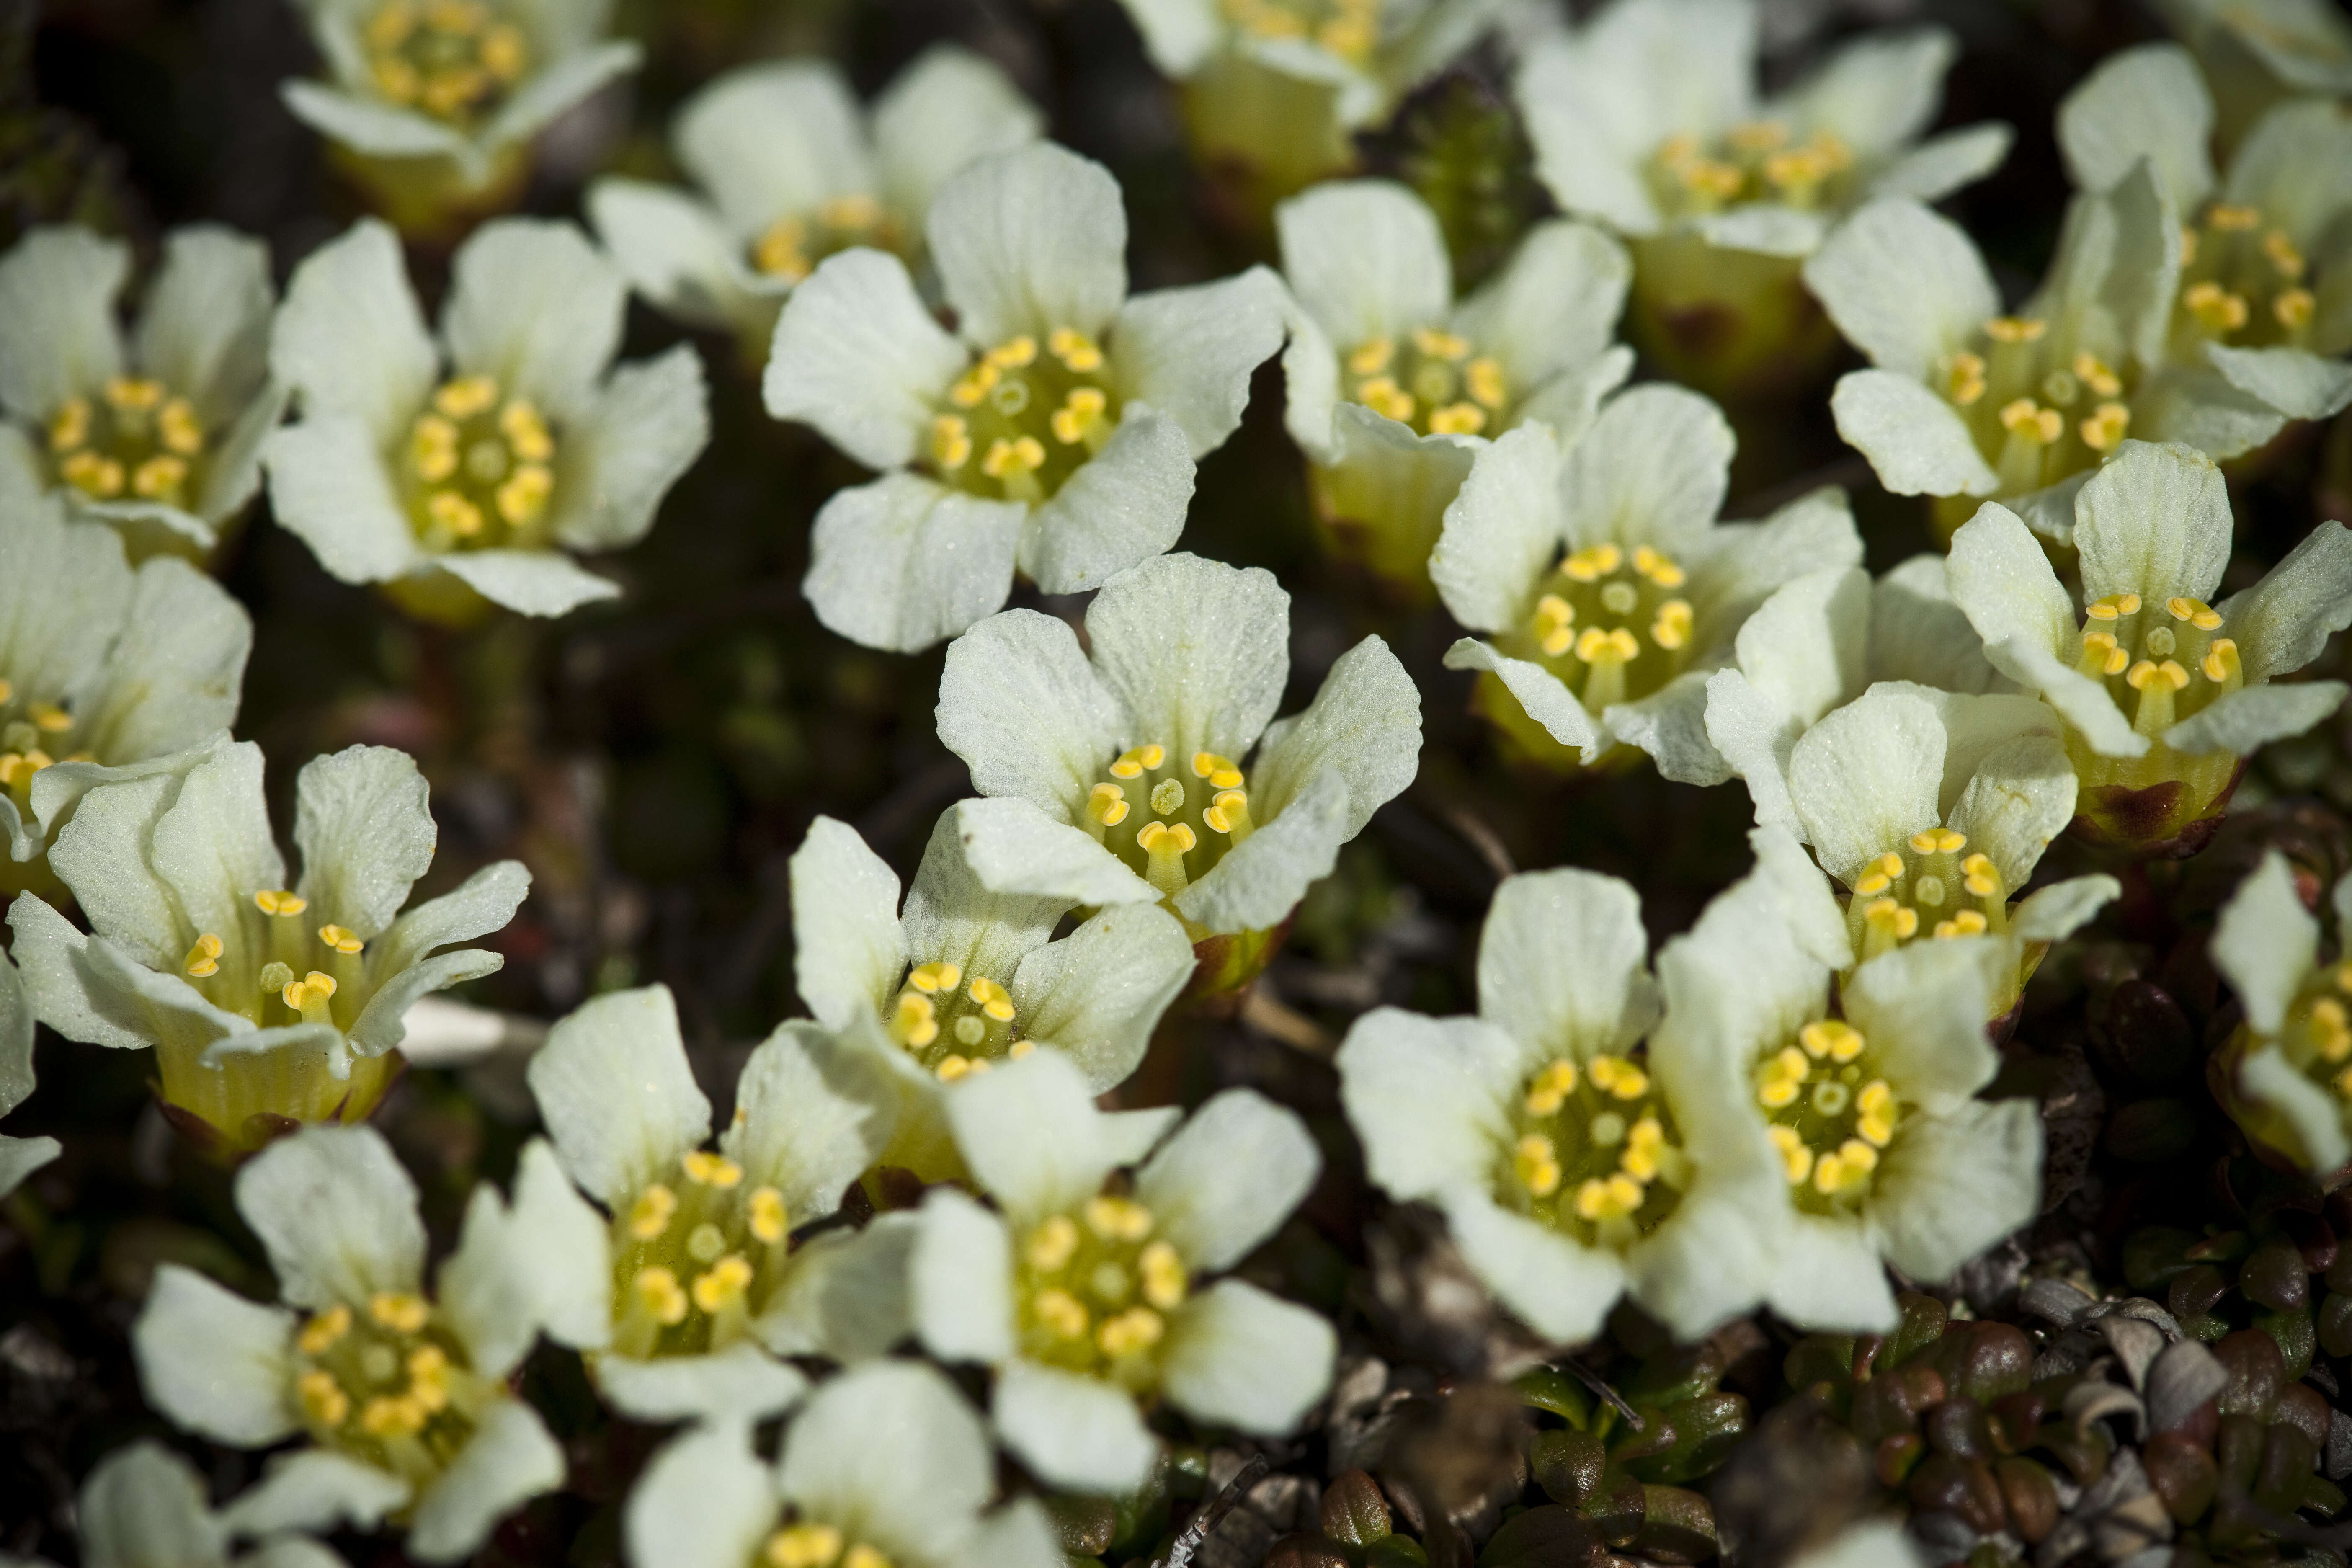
[929,143,1128,343]
[2133,359,2290,461]
[39,769,182,969]
[1872,1098,2042,1282]
[260,417,420,586]
[992,1359,1159,1494]
[270,219,437,444]
[673,60,867,235]
[477,41,640,152]
[220,1450,409,1539]
[587,180,763,333]
[1793,1520,1925,1568]
[1172,765,1348,934]
[1945,501,2077,669]
[1870,553,2003,693]
[405,1400,565,1565]
[131,1264,297,1445]
[1731,565,1870,737]
[1428,420,1566,636]
[1801,200,1997,379]
[2218,520,2352,684]
[291,745,433,941]
[904,804,1083,981]
[78,1440,229,1568]
[1009,902,1195,1091]
[754,1212,917,1362]
[621,1425,776,1568]
[910,1186,1014,1364]
[1688,204,1827,258]
[367,859,531,984]
[949,796,1160,908]
[136,225,274,427]
[2164,681,2347,756]
[2035,165,2177,373]
[1161,1279,1336,1432]
[1449,218,1630,393]
[236,1124,425,1308]
[723,1021,894,1221]
[762,249,963,472]
[1335,1008,1520,1202]
[1442,639,1604,755]
[1844,938,2001,1111]
[1016,406,1195,596]
[0,1134,59,1199]
[596,1342,807,1425]
[1622,1176,1780,1341]
[2208,344,2352,423]
[5,892,161,1052]
[1114,0,1219,75]
[1683,485,1863,639]
[552,344,709,552]
[1767,1212,1897,1330]
[1137,1089,1319,1271]
[1653,854,1835,1087]
[1787,686,1942,883]
[1274,180,1452,350]
[278,82,479,172]
[787,816,907,1032]
[937,609,1122,815]
[941,1048,1132,1221]
[1993,635,2146,758]
[1443,1188,1626,1345]
[2215,851,2319,1036]
[524,984,711,1208]
[871,46,1044,222]
[1605,670,1728,785]
[0,226,125,419]
[1705,669,1802,834]
[1309,401,1478,575]
[77,557,252,766]
[1478,867,1653,1055]
[434,549,621,619]
[1086,551,1289,762]
[2074,440,2231,607]
[1949,733,2076,890]
[2012,874,2120,944]
[441,1139,611,1370]
[2241,1042,2350,1175]
[779,1360,993,1563]
[1249,634,1421,839]
[1559,384,1732,555]
[1865,123,2012,204]
[2056,44,2214,211]
[1784,27,1957,157]
[1109,268,1287,458]
[802,475,1025,654]
[1827,369,1998,497]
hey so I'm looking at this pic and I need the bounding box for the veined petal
[1949,733,2076,890]
[1605,670,1729,785]
[1623,1175,1779,1341]
[0,226,126,420]
[1558,384,1733,555]
[673,60,869,236]
[1429,420,1568,636]
[1136,1089,1319,1271]
[1801,200,1998,379]
[1865,123,2013,204]
[1250,634,1420,837]
[1782,27,1956,157]
[1015,405,1195,596]
[46,766,196,968]
[939,609,1122,816]
[270,219,438,444]
[1705,669,1802,834]
[550,344,710,552]
[787,816,907,1032]
[802,474,1025,654]
[1479,867,1656,1057]
[405,1400,565,1565]
[137,225,274,428]
[2163,681,2347,756]
[524,984,712,1209]
[871,46,1044,222]
[622,1424,778,1568]
[432,550,619,619]
[6,892,164,1051]
[2074,440,2231,607]
[292,745,434,941]
[2213,851,2318,1037]
[941,1048,1135,1222]
[477,40,640,152]
[929,143,1128,344]
[1161,1280,1336,1432]
[1109,268,1286,459]
[1844,937,2002,1111]
[235,1123,426,1307]
[79,1441,229,1568]
[1173,764,1349,934]
[1787,686,1943,884]
[910,1185,1014,1364]
[1872,1098,2042,1282]
[74,557,251,766]
[587,180,765,334]
[1008,902,1194,1091]
[261,417,422,587]
[1442,639,1606,755]
[1087,551,1289,763]
[1336,1008,1522,1202]
[2056,44,2214,210]
[2224,97,2352,248]
[1449,219,1630,393]
[949,796,1161,909]
[1767,1212,1897,1332]
[993,1358,1160,1493]
[723,1021,894,1222]
[763,249,965,472]
[1828,370,1999,498]
[1443,1187,1627,1344]
[1730,565,1870,736]
[2206,344,2352,423]
[2012,874,2120,944]
[1274,180,1452,351]
[904,804,1078,983]
[781,1362,994,1563]
[755,1212,918,1363]
[441,220,625,422]
[1870,554,2004,693]
[131,1263,297,1445]
[596,1342,807,1425]
[219,1449,410,1539]
[1946,502,2078,669]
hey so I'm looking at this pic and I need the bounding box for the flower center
[1341,327,1509,437]
[1015,1194,1190,1391]
[47,376,208,510]
[291,1292,490,1485]
[1219,0,1380,63]
[174,889,379,1032]
[0,681,85,817]
[749,193,901,283]
[1756,1020,1904,1214]
[2175,204,2316,353]
[1846,827,2010,961]
[363,0,528,125]
[402,374,558,552]
[1507,544,1694,712]
[2070,591,2244,739]
[609,1150,794,1359]
[760,1521,896,1568]
[883,960,1037,1081]
[1505,1051,1692,1248]
[1082,743,1255,903]
[1647,121,1855,217]
[2279,960,2352,1112]
[926,328,1119,504]
[1931,316,2139,498]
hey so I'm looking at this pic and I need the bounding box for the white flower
[5,738,529,1152]
[129,1124,573,1563]
[1656,828,2043,1332]
[1516,0,2009,261]
[622,1362,1062,1568]
[788,809,1197,1179]
[2,490,250,869]
[1777,683,2120,1013]
[2058,44,2352,430]
[2213,851,2352,1174]
[1275,178,1632,588]
[1804,168,2288,545]
[908,1050,1334,1493]
[0,938,61,1199]
[1946,439,2352,850]
[264,217,709,622]
[31,1440,349,1568]
[279,0,640,195]
[0,225,281,558]
[1702,552,2011,833]
[762,142,1286,652]
[938,551,1422,945]
[589,47,1040,348]
[1435,382,1862,777]
[1335,866,1779,1345]
[520,981,908,1424]
[2151,0,2352,148]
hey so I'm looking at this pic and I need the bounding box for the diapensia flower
[622,1362,1062,1568]
[278,0,640,202]
[909,1050,1334,1493]
[789,808,1196,1179]
[1514,0,2010,393]
[131,1125,578,1562]
[2150,0,2352,150]
[1655,828,2042,1332]
[1336,865,1780,1345]
[590,47,1040,351]
[521,982,914,1423]
[1777,684,2120,1014]
[265,217,709,622]
[1946,440,2352,850]
[2058,44,2352,431]
[763,142,1286,652]
[1275,178,1633,589]
[1435,382,1862,775]
[7,738,529,1151]
[0,941,61,1199]
[2,491,250,877]
[34,1440,350,1568]
[0,224,281,559]
[937,551,1421,952]
[2211,852,2352,1176]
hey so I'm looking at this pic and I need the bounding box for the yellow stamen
[298,1303,351,1354]
[682,1150,744,1188]
[369,1292,429,1333]
[691,1255,754,1313]
[183,933,224,978]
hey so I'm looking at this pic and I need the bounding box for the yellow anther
[1098,1305,1166,1358]
[1428,402,1488,435]
[496,399,552,462]
[132,455,188,500]
[25,702,70,735]
[1191,752,1245,788]
[751,216,811,281]
[2127,659,2190,692]
[1032,1286,1089,1339]
[985,335,1038,371]
[1084,1195,1154,1241]
[968,975,1016,1023]
[947,361,999,409]
[407,410,456,472]
[2202,638,2240,682]
[1933,910,1990,940]
[1768,1124,1813,1185]
[298,1303,351,1354]
[1913,827,1966,854]
[255,889,304,920]
[60,451,124,497]
[629,1183,677,1240]
[359,1393,427,1439]
[1355,375,1416,423]
[369,1292,430,1333]
[980,436,1046,480]
[1631,546,1686,588]
[1676,157,1745,199]
[1863,898,1919,940]
[691,1255,753,1313]
[1983,316,2047,343]
[1573,627,1641,664]
[2184,281,2250,332]
[891,992,940,1049]
[159,393,201,451]
[1796,1018,1862,1063]
[1533,594,1576,658]
[1999,398,2063,443]
[1650,599,1693,651]
[2277,289,2316,330]
[1945,351,1987,407]
[766,1524,846,1568]
[1562,544,1622,582]
[934,1054,978,1082]
[2257,228,2306,278]
[1585,1054,1649,1100]
[908,961,961,994]
[183,933,224,978]
[1412,327,1471,361]
[2209,204,2260,231]
[433,375,498,420]
[105,376,163,412]
[492,462,552,527]
[47,397,88,451]
[1007,1038,1037,1060]
[682,1150,744,1188]
[1852,870,1891,897]
[1046,327,1104,372]
[1136,820,1197,854]
[1050,387,1109,445]
[1465,358,1507,410]
[1140,1240,1187,1310]
[1087,782,1130,827]
[1523,1057,1578,1117]
[318,923,364,954]
[2071,352,2123,398]
[298,1369,350,1429]
[282,971,337,1014]
[1346,337,1395,377]
[2082,627,2120,670]
[407,1344,450,1412]
[428,490,484,537]
[1962,855,2000,898]
[1027,1214,1079,1272]
[1515,1132,1562,1197]
[633,1266,689,1326]
[2079,402,2131,452]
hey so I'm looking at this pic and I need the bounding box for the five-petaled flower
[2212,852,2352,1176]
